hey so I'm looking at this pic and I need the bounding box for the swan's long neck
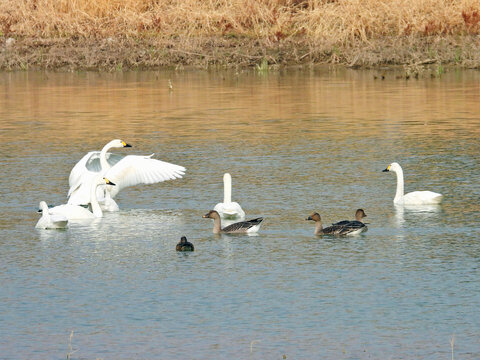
[314,220,323,235]
[41,203,50,221]
[100,141,115,170]
[223,174,232,204]
[394,168,405,203]
[90,181,103,217]
[212,215,222,234]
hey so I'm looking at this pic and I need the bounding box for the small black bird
[176,236,194,252]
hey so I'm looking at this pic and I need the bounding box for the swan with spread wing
[67,139,186,211]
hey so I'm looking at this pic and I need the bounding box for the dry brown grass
[2,0,480,42]
[1,0,480,69]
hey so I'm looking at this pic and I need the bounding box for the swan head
[109,139,132,149]
[355,209,367,221]
[306,212,321,222]
[203,210,220,219]
[38,201,49,213]
[383,162,401,173]
[97,177,116,186]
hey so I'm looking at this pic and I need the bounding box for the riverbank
[1,0,480,71]
[2,35,480,71]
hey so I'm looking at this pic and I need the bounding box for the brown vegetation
[1,0,480,69]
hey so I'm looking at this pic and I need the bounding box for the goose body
[213,173,245,220]
[35,201,68,229]
[332,209,368,235]
[176,236,194,251]
[383,162,443,205]
[68,139,185,210]
[307,212,367,236]
[48,177,116,220]
[203,210,263,234]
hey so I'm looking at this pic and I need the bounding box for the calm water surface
[0,69,479,359]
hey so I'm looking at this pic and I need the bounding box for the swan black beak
[37,209,42,213]
[124,143,132,148]
[104,178,116,186]
[382,168,389,172]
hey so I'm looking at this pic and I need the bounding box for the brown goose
[202,210,263,234]
[333,209,368,227]
[176,236,194,252]
[306,212,367,236]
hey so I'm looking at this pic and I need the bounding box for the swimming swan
[383,162,443,205]
[213,173,245,220]
[306,212,367,236]
[47,177,116,220]
[36,201,68,229]
[68,139,185,210]
[203,210,263,234]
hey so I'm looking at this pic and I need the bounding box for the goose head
[355,209,367,221]
[306,212,321,222]
[383,162,401,173]
[203,210,220,219]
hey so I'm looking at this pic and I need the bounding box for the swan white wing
[104,154,186,197]
[68,152,125,198]
[68,151,99,193]
[214,202,245,220]
[403,191,443,205]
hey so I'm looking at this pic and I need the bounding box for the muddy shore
[1,35,480,71]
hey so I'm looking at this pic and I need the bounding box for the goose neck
[213,216,222,234]
[314,220,323,235]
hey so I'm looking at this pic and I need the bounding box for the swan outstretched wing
[68,151,125,197]
[104,154,186,197]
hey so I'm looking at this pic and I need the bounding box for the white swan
[68,139,131,210]
[383,162,443,205]
[36,201,68,229]
[48,177,116,220]
[67,139,185,211]
[213,173,245,220]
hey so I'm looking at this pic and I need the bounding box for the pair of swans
[67,139,186,211]
[36,177,116,227]
[383,162,443,205]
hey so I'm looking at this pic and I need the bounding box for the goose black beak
[202,214,209,218]
[306,216,312,221]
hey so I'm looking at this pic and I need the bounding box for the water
[0,69,479,359]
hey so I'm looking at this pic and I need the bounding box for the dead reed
[2,0,480,42]
[1,0,480,69]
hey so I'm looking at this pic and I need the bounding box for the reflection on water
[393,204,444,228]
[1,69,480,360]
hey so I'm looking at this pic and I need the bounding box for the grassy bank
[1,0,480,70]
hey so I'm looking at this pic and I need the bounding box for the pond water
[0,68,479,359]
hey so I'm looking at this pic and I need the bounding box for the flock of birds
[36,139,444,252]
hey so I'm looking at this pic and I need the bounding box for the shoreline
[1,35,480,71]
